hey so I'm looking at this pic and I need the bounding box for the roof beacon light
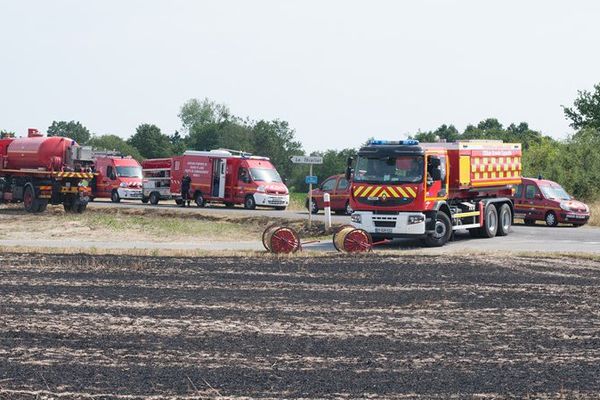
[368,139,419,146]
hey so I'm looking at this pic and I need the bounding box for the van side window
[515,184,523,198]
[337,178,349,190]
[106,166,115,180]
[238,168,250,183]
[525,184,537,199]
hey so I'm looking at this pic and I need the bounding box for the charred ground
[1,253,600,399]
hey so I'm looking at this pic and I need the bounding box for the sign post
[291,156,323,228]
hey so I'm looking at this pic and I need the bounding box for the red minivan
[305,174,352,215]
[513,177,590,227]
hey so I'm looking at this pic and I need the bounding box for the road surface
[0,199,597,253]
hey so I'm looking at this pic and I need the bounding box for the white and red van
[142,150,289,209]
[91,156,143,202]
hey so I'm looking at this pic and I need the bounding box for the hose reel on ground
[262,225,302,254]
[332,225,373,253]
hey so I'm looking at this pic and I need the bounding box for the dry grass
[588,201,600,227]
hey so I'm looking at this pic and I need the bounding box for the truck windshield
[250,168,282,183]
[540,184,571,200]
[354,155,423,183]
[116,166,142,178]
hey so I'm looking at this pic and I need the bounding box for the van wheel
[195,192,206,208]
[496,204,512,236]
[306,199,318,214]
[545,211,558,227]
[111,190,120,203]
[244,195,256,210]
[423,212,452,247]
[149,192,160,205]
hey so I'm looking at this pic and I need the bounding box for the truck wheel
[496,204,512,236]
[195,192,206,208]
[63,196,75,212]
[423,212,452,247]
[141,196,149,204]
[111,190,121,203]
[545,211,558,227]
[244,195,256,210]
[23,184,45,213]
[481,204,499,238]
[149,192,160,205]
[73,199,87,213]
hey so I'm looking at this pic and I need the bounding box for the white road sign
[290,156,323,164]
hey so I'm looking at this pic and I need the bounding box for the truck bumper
[350,211,427,237]
[117,188,143,199]
[254,193,289,207]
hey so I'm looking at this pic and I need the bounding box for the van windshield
[250,168,282,183]
[540,184,571,200]
[116,166,142,178]
[354,155,423,183]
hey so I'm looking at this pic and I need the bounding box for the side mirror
[535,193,543,200]
[345,157,354,180]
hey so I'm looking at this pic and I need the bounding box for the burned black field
[1,253,600,399]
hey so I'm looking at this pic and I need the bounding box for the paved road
[1,198,598,253]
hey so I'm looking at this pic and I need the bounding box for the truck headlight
[120,182,128,188]
[351,214,362,224]
[560,201,572,211]
[408,215,425,225]
[257,186,266,193]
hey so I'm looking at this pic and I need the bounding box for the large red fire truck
[142,149,289,209]
[347,139,522,247]
[0,129,94,213]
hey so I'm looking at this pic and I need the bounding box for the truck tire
[481,203,499,238]
[141,196,149,204]
[73,199,87,213]
[496,203,512,236]
[545,211,558,227]
[423,212,452,247]
[111,190,121,203]
[244,195,256,210]
[23,184,45,213]
[149,192,160,205]
[195,192,206,208]
[63,196,75,212]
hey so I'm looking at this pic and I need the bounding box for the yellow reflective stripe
[353,186,364,197]
[361,186,373,197]
[405,187,417,197]
[387,187,399,198]
[395,186,408,197]
[370,187,382,197]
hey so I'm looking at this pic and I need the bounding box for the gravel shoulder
[1,253,600,399]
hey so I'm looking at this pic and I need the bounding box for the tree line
[2,83,600,199]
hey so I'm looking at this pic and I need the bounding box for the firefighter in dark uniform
[181,172,192,207]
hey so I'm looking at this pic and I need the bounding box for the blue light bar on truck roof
[368,139,419,146]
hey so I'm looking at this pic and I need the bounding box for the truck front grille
[374,221,396,228]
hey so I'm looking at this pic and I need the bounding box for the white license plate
[568,214,586,219]
[375,227,393,233]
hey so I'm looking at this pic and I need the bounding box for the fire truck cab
[348,139,522,247]
[91,155,143,202]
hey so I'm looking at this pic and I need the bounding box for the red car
[305,174,352,215]
[513,177,590,227]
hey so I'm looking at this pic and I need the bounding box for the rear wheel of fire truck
[23,184,46,213]
[244,195,256,210]
[496,203,512,236]
[545,211,558,227]
[423,212,452,247]
[478,203,499,238]
[111,190,121,203]
[72,199,87,213]
[149,191,160,205]
[195,192,206,207]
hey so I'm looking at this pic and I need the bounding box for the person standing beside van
[181,172,191,207]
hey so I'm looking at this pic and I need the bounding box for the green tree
[169,131,187,155]
[563,83,600,130]
[179,98,231,132]
[252,119,303,181]
[127,124,172,159]
[88,135,143,160]
[0,129,16,138]
[47,120,91,144]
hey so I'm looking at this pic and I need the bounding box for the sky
[1,0,599,152]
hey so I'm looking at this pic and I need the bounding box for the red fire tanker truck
[347,139,522,247]
[0,128,94,213]
[90,153,143,202]
[142,149,289,209]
